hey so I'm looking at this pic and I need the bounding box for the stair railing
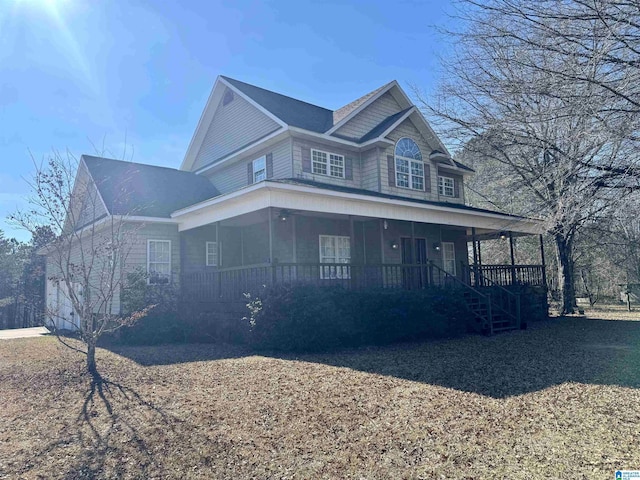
[427,261,493,334]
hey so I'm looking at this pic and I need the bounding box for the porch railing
[182,262,466,302]
[464,264,545,287]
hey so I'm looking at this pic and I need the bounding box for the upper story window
[312,149,345,178]
[395,138,424,190]
[438,175,455,197]
[253,156,266,183]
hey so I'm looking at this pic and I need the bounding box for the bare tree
[420,0,640,314]
[11,150,152,376]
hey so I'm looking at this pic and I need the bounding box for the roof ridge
[82,155,192,174]
[220,76,333,113]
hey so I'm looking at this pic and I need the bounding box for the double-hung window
[395,138,424,190]
[253,156,266,183]
[438,176,455,197]
[312,149,344,178]
[206,241,218,267]
[319,235,351,279]
[147,240,171,284]
[442,242,456,276]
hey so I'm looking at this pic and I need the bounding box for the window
[253,156,266,183]
[438,176,455,197]
[319,235,351,279]
[442,242,456,276]
[395,138,424,190]
[206,241,218,267]
[312,149,344,178]
[147,240,171,284]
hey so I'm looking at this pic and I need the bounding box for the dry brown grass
[1,307,640,479]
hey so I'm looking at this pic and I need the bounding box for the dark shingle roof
[272,178,522,218]
[221,76,334,133]
[453,160,475,172]
[82,155,219,218]
[358,107,414,143]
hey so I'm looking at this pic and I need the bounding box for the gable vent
[222,89,234,106]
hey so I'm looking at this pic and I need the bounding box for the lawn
[1,309,640,479]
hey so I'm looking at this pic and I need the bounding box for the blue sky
[0,0,457,241]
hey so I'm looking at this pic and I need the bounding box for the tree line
[421,0,640,313]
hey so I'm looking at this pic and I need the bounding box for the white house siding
[205,138,292,194]
[191,90,281,172]
[292,138,361,189]
[333,92,403,140]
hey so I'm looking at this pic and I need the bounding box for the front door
[401,237,427,288]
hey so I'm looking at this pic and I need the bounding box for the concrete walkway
[0,326,50,340]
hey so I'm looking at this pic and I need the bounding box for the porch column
[268,207,273,264]
[471,227,478,287]
[539,234,547,287]
[509,231,516,285]
[292,215,297,263]
[380,219,386,264]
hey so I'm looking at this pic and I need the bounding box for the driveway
[0,326,50,340]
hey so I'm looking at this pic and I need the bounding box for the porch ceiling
[171,181,544,235]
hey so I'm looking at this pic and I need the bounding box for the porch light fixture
[383,220,389,230]
[433,242,441,251]
[499,232,507,240]
[278,209,290,222]
[391,241,399,250]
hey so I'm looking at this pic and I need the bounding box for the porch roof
[171,180,544,235]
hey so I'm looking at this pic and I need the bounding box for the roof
[221,76,334,133]
[271,178,524,218]
[332,82,393,125]
[82,155,219,218]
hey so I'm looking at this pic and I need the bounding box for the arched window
[395,138,424,190]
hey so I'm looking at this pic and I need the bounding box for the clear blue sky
[0,0,457,242]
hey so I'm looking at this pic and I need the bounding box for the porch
[172,182,547,334]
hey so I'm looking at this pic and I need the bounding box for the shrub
[244,285,470,352]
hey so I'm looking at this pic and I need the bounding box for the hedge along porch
[173,180,545,334]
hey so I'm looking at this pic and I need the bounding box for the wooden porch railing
[463,264,545,288]
[182,262,465,302]
[181,262,544,302]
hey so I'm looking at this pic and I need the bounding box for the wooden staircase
[429,262,521,335]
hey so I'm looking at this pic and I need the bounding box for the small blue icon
[616,471,622,480]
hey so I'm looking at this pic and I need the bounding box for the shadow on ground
[108,316,640,399]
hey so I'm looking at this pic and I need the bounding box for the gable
[333,92,403,140]
[191,89,282,172]
[63,161,108,234]
[384,117,438,153]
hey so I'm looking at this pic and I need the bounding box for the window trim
[438,175,455,197]
[147,239,172,285]
[442,241,456,276]
[318,234,351,279]
[205,241,218,267]
[253,156,266,183]
[394,138,424,191]
[311,148,345,179]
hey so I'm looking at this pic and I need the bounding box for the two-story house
[45,76,546,333]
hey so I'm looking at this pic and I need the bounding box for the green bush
[244,285,470,352]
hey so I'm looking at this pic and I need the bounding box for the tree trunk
[86,342,97,376]
[555,234,575,314]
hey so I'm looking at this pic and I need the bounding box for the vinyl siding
[436,169,465,205]
[333,92,402,140]
[292,138,361,188]
[361,147,380,192]
[192,89,281,172]
[205,138,292,194]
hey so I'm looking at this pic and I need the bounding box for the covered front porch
[172,181,546,333]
